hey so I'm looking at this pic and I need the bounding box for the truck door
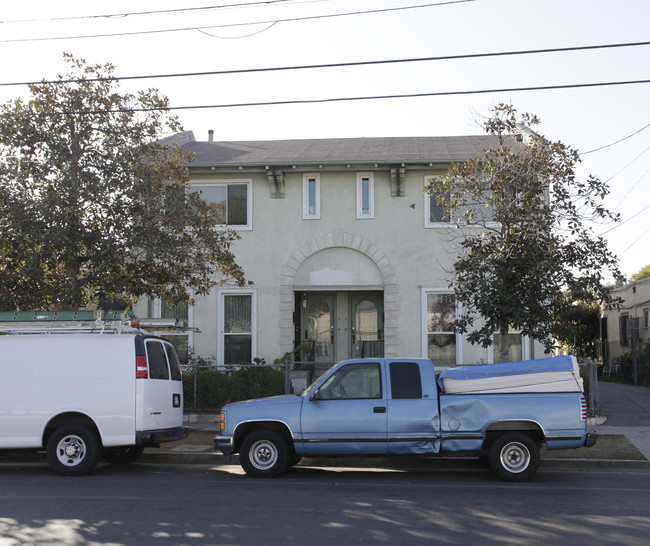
[137,338,184,432]
[386,361,440,455]
[300,361,387,455]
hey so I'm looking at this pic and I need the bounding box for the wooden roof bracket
[391,165,405,197]
[266,168,285,198]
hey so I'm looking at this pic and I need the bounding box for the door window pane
[319,363,381,400]
[146,341,170,380]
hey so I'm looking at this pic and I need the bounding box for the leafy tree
[427,103,621,363]
[630,264,650,282]
[0,54,246,310]
[552,291,601,359]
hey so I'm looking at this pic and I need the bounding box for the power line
[599,202,650,237]
[0,0,300,24]
[620,226,650,256]
[0,1,475,43]
[2,40,650,88]
[35,78,650,115]
[581,121,650,155]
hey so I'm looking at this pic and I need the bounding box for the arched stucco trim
[278,229,399,357]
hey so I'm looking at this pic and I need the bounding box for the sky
[1,0,648,280]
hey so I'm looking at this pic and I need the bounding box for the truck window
[390,362,423,399]
[165,343,183,381]
[146,341,170,380]
[319,362,381,400]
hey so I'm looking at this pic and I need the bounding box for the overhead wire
[2,40,649,88]
[0,1,476,43]
[34,78,650,115]
[0,0,302,24]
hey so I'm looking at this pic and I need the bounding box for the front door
[297,292,384,361]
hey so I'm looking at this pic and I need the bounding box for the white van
[0,327,187,475]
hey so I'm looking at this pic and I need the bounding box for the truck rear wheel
[489,432,540,482]
[239,429,290,478]
[46,425,101,476]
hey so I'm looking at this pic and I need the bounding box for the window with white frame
[146,298,193,364]
[424,175,450,227]
[492,329,524,363]
[218,289,256,365]
[303,173,320,219]
[356,172,374,219]
[422,290,458,366]
[189,180,252,229]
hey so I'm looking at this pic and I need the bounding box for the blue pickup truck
[214,357,597,481]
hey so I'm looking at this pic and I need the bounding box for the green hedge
[183,366,289,410]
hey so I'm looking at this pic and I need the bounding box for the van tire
[46,425,101,476]
[239,429,290,478]
[102,446,144,465]
[489,432,540,482]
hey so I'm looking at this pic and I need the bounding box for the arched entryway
[278,230,398,361]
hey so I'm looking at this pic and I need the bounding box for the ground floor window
[219,289,256,365]
[422,290,458,366]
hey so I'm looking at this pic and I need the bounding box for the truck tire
[489,432,540,482]
[46,425,101,476]
[102,446,144,465]
[239,429,290,478]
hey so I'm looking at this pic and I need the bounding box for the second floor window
[303,173,321,219]
[356,173,374,219]
[189,181,252,229]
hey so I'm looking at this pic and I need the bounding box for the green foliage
[0,54,246,310]
[427,103,622,362]
[630,264,650,282]
[183,366,289,410]
[552,291,601,358]
[231,366,287,403]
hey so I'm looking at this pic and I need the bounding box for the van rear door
[136,337,184,436]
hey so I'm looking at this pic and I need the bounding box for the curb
[138,451,650,472]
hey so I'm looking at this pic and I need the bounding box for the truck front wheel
[46,425,101,476]
[240,430,290,478]
[489,432,540,482]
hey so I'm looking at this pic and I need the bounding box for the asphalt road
[1,462,650,545]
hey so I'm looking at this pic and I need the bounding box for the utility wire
[620,226,650,256]
[0,1,475,43]
[43,78,650,115]
[599,203,650,236]
[0,0,300,24]
[581,121,650,155]
[2,40,649,88]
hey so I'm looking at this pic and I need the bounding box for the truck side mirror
[310,389,322,401]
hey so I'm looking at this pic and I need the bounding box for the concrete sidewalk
[140,380,650,472]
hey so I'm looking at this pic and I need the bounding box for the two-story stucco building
[136,132,546,367]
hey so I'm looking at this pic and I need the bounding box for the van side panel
[0,335,136,448]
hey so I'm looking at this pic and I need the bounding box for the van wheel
[239,430,290,478]
[489,432,540,482]
[46,425,101,476]
[102,446,144,465]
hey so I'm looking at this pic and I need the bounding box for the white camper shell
[0,321,187,475]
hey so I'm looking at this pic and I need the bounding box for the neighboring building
[136,132,545,366]
[601,276,650,365]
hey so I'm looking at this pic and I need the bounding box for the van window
[146,341,170,380]
[165,344,182,381]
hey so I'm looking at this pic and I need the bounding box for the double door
[298,291,384,362]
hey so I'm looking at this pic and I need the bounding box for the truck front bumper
[214,435,234,456]
[584,432,598,448]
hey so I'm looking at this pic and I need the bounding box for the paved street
[1,463,650,545]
